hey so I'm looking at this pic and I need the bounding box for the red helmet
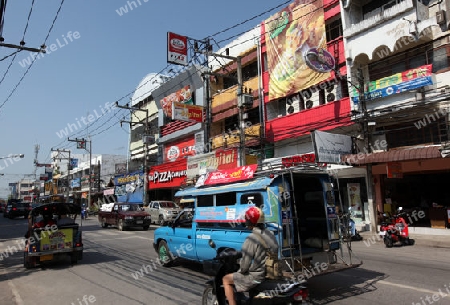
[245,206,264,226]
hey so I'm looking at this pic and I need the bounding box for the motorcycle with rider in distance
[202,239,310,305]
[379,207,415,248]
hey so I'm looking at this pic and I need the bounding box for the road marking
[87,236,153,241]
[378,280,450,299]
[8,279,23,305]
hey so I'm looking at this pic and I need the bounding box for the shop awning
[342,146,442,165]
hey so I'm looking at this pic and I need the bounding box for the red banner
[202,164,258,186]
[149,158,187,189]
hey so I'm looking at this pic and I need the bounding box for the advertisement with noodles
[265,0,330,100]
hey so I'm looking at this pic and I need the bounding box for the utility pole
[195,45,246,166]
[357,67,377,233]
[68,137,92,207]
[0,1,46,54]
[51,148,71,201]
[116,102,149,206]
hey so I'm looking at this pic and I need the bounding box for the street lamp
[0,154,24,159]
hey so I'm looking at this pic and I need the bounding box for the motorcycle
[202,239,309,305]
[379,207,415,248]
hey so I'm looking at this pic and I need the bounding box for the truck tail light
[293,288,308,301]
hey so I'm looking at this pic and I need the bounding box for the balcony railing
[211,123,261,149]
[344,0,414,38]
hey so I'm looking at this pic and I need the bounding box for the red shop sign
[202,164,258,186]
[149,159,187,188]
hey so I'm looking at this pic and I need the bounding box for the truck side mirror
[208,239,216,249]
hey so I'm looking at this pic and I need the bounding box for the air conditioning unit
[285,95,300,114]
[303,90,321,109]
[325,83,339,103]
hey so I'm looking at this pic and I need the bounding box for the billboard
[351,64,433,103]
[186,148,238,178]
[172,102,204,123]
[114,171,144,203]
[167,32,188,66]
[312,130,353,164]
[160,85,193,118]
[164,137,196,163]
[265,0,329,100]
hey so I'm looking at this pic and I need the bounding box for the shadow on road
[307,267,387,304]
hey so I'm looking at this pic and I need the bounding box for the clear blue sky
[0,0,289,197]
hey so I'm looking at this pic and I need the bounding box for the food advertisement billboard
[265,0,329,100]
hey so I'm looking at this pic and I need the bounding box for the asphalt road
[1,215,450,305]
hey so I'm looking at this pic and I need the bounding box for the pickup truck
[144,200,182,226]
[98,202,151,231]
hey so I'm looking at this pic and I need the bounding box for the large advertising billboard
[265,0,329,100]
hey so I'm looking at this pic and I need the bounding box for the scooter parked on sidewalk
[379,207,415,248]
[202,240,309,305]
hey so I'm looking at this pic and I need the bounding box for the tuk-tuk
[23,202,83,268]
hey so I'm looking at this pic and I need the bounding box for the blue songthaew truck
[153,161,361,279]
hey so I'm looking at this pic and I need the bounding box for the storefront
[148,158,187,202]
[344,146,450,229]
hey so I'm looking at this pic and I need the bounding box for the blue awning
[175,177,274,197]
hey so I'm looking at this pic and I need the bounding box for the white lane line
[88,236,153,241]
[378,280,450,299]
[8,279,23,305]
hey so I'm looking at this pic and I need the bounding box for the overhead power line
[45,0,319,161]
[0,0,66,113]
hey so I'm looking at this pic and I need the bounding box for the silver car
[144,201,182,225]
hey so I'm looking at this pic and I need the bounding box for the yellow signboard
[40,228,73,251]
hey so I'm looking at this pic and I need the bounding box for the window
[224,114,239,133]
[384,117,449,148]
[326,18,343,42]
[433,46,450,72]
[240,193,263,207]
[368,43,432,81]
[244,107,260,126]
[197,195,213,207]
[216,192,236,206]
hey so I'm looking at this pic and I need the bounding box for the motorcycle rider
[222,206,278,305]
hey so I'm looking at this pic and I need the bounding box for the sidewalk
[359,226,450,248]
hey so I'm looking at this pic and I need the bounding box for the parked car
[144,200,182,226]
[98,202,151,231]
[4,200,31,219]
[0,202,6,213]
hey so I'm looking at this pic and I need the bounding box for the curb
[358,231,450,248]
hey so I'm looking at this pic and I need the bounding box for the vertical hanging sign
[167,32,188,66]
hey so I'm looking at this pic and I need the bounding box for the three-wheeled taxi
[23,202,83,268]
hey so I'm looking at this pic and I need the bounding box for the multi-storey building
[50,153,127,205]
[151,66,207,200]
[341,0,450,229]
